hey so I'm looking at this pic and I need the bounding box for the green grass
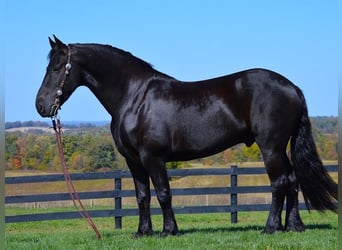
[5,209,337,250]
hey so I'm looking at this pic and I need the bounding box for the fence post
[114,173,122,229]
[230,165,238,223]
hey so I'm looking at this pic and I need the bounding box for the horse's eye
[48,64,62,73]
[51,68,60,73]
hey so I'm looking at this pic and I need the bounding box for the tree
[92,143,116,170]
[242,143,262,162]
[5,133,19,162]
[70,152,86,171]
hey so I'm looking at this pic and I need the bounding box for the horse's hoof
[160,230,179,237]
[134,230,154,238]
[262,225,284,234]
[285,223,305,232]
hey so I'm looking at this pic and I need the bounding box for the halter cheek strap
[57,46,72,96]
[52,46,72,116]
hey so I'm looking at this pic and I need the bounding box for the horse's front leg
[141,155,179,237]
[127,161,154,237]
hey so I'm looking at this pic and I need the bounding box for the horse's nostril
[35,99,45,114]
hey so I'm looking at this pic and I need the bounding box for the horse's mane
[104,45,154,70]
[48,43,174,79]
[48,43,153,69]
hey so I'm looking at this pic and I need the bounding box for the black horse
[36,36,337,237]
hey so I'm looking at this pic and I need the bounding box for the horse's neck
[82,62,152,118]
[83,70,127,115]
[76,46,174,118]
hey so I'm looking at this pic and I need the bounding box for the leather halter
[51,46,72,117]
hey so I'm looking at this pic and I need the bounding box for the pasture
[5,164,338,249]
[5,209,337,250]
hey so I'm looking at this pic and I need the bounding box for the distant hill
[5,121,49,129]
[5,120,110,130]
[5,126,55,134]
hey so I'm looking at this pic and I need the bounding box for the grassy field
[5,209,338,250]
[5,164,338,249]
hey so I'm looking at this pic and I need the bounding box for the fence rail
[5,165,338,228]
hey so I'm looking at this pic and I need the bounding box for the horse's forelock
[47,47,67,62]
[47,49,54,61]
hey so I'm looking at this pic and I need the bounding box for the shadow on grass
[179,223,336,236]
[100,223,336,239]
[179,225,262,235]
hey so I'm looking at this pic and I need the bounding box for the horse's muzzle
[35,98,58,118]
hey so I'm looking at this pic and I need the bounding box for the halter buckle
[65,63,72,75]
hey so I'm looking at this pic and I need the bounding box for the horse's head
[36,35,81,117]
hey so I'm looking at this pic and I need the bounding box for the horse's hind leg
[284,170,305,232]
[258,144,304,233]
[260,149,287,233]
[257,142,301,233]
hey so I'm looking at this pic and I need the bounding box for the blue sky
[4,1,339,122]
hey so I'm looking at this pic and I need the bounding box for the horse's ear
[53,35,66,47]
[48,36,56,49]
[49,35,67,50]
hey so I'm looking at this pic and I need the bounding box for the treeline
[5,127,127,172]
[310,116,338,134]
[5,117,337,172]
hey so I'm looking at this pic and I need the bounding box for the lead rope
[52,116,101,240]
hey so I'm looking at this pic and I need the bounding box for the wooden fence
[5,165,338,229]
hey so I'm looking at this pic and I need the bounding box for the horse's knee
[288,171,297,188]
[136,190,151,207]
[271,174,291,194]
[156,188,172,206]
[262,151,293,192]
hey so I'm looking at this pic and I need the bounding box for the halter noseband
[51,46,72,116]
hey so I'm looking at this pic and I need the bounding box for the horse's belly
[168,124,252,161]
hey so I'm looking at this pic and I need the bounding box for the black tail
[291,88,337,212]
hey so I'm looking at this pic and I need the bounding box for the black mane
[104,45,154,70]
[48,43,153,69]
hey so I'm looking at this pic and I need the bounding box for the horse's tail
[290,87,337,212]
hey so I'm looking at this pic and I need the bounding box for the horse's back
[171,68,302,157]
